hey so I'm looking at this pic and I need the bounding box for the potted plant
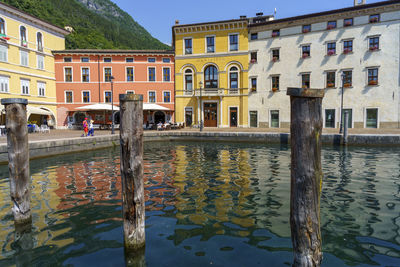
[272,87,278,92]
[272,56,278,62]
[251,87,256,92]
[250,58,257,64]
[370,17,379,23]
[327,83,335,88]
[368,80,378,85]
[327,50,335,56]
[302,28,310,33]
[344,83,351,88]
[327,24,335,30]
[272,32,279,37]
[344,21,352,26]
[302,85,308,89]
[343,48,352,54]
[302,53,309,59]
[369,45,378,51]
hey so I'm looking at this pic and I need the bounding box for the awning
[27,106,52,116]
[76,103,120,111]
[143,103,170,111]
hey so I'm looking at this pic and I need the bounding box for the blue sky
[111,0,383,45]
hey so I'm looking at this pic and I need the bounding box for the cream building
[248,0,400,129]
[0,2,69,127]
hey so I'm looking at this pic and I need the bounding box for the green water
[0,142,399,266]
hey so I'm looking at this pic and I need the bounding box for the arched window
[37,32,43,51]
[20,26,27,47]
[204,65,218,88]
[184,69,193,93]
[0,18,5,35]
[229,66,239,89]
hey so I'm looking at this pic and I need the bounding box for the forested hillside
[0,0,170,50]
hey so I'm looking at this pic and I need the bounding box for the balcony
[194,88,223,96]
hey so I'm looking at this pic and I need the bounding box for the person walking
[88,119,94,136]
[82,118,88,137]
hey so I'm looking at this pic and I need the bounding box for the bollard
[119,94,145,251]
[1,98,31,226]
[287,88,324,267]
[343,111,349,145]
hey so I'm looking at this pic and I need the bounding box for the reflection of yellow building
[173,18,250,128]
[0,2,68,126]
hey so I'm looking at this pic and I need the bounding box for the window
[343,40,353,54]
[104,91,112,103]
[163,68,170,82]
[327,42,336,55]
[229,34,238,51]
[369,36,379,51]
[302,45,310,58]
[249,111,258,127]
[204,65,218,88]
[20,50,28,66]
[229,66,239,94]
[272,49,279,61]
[103,57,111,62]
[81,57,89,62]
[366,108,378,128]
[37,55,44,69]
[343,70,352,87]
[64,57,72,62]
[302,25,311,33]
[148,91,156,103]
[20,26,27,47]
[327,21,337,30]
[206,36,215,53]
[65,67,72,82]
[184,69,193,93]
[270,110,279,128]
[82,68,90,82]
[0,75,9,92]
[148,67,155,81]
[251,77,257,91]
[326,71,335,88]
[65,91,73,103]
[184,38,192,54]
[21,79,29,95]
[104,68,112,82]
[302,74,310,88]
[272,29,280,37]
[163,58,171,63]
[0,45,7,62]
[82,91,90,103]
[344,18,353,27]
[37,32,43,51]
[0,18,4,35]
[250,51,257,63]
[126,57,134,62]
[325,109,335,128]
[163,91,171,103]
[148,57,156,63]
[272,76,279,91]
[126,67,134,81]
[369,14,380,23]
[250,33,258,40]
[37,82,45,96]
[368,68,378,85]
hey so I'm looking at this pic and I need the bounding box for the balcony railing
[181,88,248,97]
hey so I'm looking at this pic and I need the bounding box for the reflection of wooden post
[287,88,324,267]
[343,111,349,145]
[1,98,31,226]
[119,94,145,251]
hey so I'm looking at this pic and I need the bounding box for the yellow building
[173,18,250,128]
[0,2,69,127]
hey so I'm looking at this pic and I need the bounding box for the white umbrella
[76,103,119,111]
[143,103,169,111]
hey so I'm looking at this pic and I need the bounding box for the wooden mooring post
[1,98,31,226]
[119,94,146,257]
[287,88,324,267]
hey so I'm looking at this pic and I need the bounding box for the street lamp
[199,81,203,132]
[339,72,345,134]
[110,75,115,134]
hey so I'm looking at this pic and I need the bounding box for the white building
[248,0,400,129]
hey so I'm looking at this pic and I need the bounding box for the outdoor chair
[40,125,50,133]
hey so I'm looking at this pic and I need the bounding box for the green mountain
[0,0,170,50]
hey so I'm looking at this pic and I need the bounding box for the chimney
[175,20,179,25]
[240,15,247,19]
[256,12,264,17]
[354,0,366,6]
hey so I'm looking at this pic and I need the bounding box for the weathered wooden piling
[287,88,324,267]
[1,98,31,226]
[119,94,145,251]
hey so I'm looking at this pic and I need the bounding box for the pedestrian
[82,118,88,137]
[88,119,94,136]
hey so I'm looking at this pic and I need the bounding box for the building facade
[0,2,68,127]
[248,0,400,129]
[53,50,175,128]
[173,17,262,128]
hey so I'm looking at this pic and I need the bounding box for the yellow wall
[174,21,249,127]
[0,6,66,126]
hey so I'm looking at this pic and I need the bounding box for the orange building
[53,50,175,128]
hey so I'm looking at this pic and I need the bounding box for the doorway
[185,108,193,127]
[229,107,238,127]
[203,102,217,127]
[154,111,166,124]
